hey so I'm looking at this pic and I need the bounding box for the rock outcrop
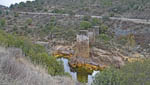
[53,45,74,58]
[53,45,126,70]
[92,47,125,68]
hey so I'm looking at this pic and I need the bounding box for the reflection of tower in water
[77,71,88,83]
[70,66,93,83]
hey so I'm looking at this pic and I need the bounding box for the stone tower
[75,30,90,58]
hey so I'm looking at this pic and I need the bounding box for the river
[57,58,100,85]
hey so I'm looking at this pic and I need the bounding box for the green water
[57,58,99,84]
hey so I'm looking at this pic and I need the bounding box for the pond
[57,58,100,85]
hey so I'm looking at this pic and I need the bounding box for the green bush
[0,10,2,15]
[5,11,9,15]
[80,21,92,29]
[109,12,115,17]
[91,18,101,26]
[14,12,19,17]
[99,24,108,34]
[98,34,111,43]
[83,15,91,21]
[68,10,75,16]
[119,60,150,85]
[52,9,65,14]
[26,18,32,25]
[0,18,6,27]
[64,28,76,41]
[100,0,112,7]
[0,30,65,76]
[43,17,57,33]
[92,59,150,85]
[92,68,122,85]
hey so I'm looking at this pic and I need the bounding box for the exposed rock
[53,45,74,58]
[92,47,125,68]
[53,45,125,70]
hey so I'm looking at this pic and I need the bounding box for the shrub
[98,34,111,43]
[64,28,76,41]
[83,15,91,21]
[91,18,101,26]
[0,10,2,15]
[26,18,32,25]
[44,8,48,12]
[14,12,19,17]
[92,59,150,85]
[119,60,150,85]
[100,0,112,7]
[92,68,122,85]
[80,21,92,29]
[0,30,65,76]
[68,10,75,16]
[99,24,108,34]
[109,12,115,17]
[0,18,6,27]
[6,11,9,15]
[52,9,65,14]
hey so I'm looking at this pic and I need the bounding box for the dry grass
[0,47,75,85]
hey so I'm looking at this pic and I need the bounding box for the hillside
[0,5,7,9]
[10,0,150,19]
[0,0,149,64]
[1,0,150,85]
[0,47,75,85]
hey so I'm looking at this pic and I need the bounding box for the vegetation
[126,34,136,48]
[92,68,121,85]
[83,15,91,21]
[0,10,2,15]
[92,59,150,85]
[96,23,112,44]
[99,24,108,34]
[1,0,149,84]
[52,9,65,14]
[0,30,65,76]
[26,18,32,25]
[9,0,150,18]
[0,18,6,27]
[80,21,92,29]
[98,34,111,43]
[91,18,101,26]
[14,12,19,17]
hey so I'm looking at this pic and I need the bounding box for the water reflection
[57,58,99,85]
